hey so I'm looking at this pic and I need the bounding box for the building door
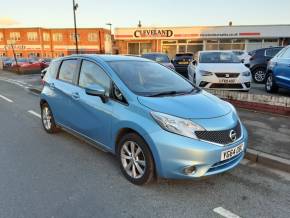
[162,45,177,60]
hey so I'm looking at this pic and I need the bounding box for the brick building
[0,27,112,58]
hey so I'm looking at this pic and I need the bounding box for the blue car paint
[269,46,290,90]
[41,54,248,179]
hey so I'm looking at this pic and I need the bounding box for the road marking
[28,110,41,119]
[213,207,241,218]
[0,94,13,103]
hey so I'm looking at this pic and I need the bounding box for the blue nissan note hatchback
[40,55,248,185]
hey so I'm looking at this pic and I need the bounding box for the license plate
[178,61,189,65]
[221,143,244,161]
[219,79,236,83]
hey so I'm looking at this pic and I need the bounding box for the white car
[188,51,251,91]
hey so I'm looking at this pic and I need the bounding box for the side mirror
[171,60,174,64]
[85,84,108,103]
[192,60,197,65]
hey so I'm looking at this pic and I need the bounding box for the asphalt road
[0,80,290,218]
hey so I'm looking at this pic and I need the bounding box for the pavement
[0,76,290,218]
[250,83,290,97]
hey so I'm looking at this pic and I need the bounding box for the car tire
[118,133,155,185]
[265,73,279,93]
[41,103,59,133]
[252,67,266,83]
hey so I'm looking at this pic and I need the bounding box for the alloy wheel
[254,70,266,82]
[266,75,273,91]
[42,106,52,130]
[120,141,146,179]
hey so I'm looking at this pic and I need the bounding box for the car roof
[64,54,151,62]
[142,52,168,56]
[251,46,284,52]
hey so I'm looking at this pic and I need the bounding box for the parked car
[188,51,251,91]
[265,46,290,93]
[172,53,194,78]
[40,54,248,185]
[12,58,48,71]
[11,58,30,68]
[0,57,13,68]
[141,53,175,70]
[248,47,283,83]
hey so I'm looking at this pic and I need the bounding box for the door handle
[71,92,80,100]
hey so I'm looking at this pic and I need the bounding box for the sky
[0,0,289,31]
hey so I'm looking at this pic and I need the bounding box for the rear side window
[44,60,60,80]
[79,60,111,94]
[58,59,78,83]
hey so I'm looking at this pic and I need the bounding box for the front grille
[195,122,242,145]
[215,73,240,78]
[210,83,243,89]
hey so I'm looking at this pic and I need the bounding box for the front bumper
[197,74,251,91]
[145,124,248,179]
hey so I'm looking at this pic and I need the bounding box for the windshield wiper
[148,88,198,97]
[148,91,180,97]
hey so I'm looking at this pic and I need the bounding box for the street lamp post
[73,0,79,54]
[106,23,112,35]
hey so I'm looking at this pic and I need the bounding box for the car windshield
[199,52,241,63]
[175,54,193,61]
[108,61,195,96]
[142,54,170,63]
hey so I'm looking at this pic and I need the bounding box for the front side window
[108,61,194,96]
[44,60,60,80]
[199,52,240,63]
[79,60,111,94]
[58,60,78,83]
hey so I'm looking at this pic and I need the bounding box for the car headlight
[242,71,251,76]
[151,112,205,139]
[199,70,213,76]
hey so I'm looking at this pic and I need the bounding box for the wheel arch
[113,126,162,177]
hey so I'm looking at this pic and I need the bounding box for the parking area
[0,76,289,218]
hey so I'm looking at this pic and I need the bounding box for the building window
[53,33,63,42]
[0,32,3,41]
[27,32,38,41]
[69,33,80,41]
[10,32,21,41]
[88,32,99,42]
[105,34,111,42]
[128,42,152,55]
[43,32,50,41]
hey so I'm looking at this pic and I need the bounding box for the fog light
[183,166,196,175]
